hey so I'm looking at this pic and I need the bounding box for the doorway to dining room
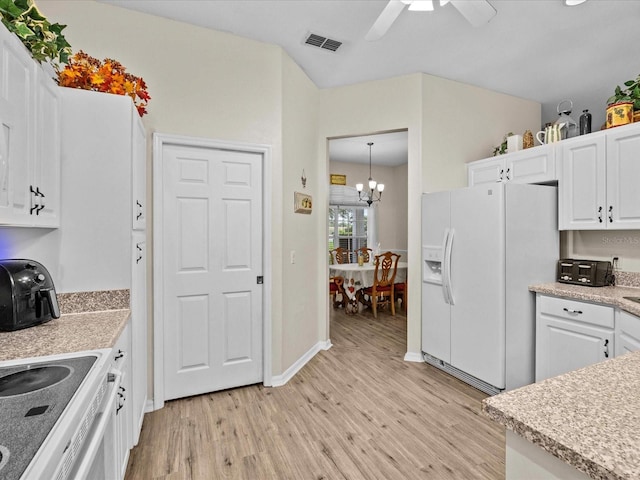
[327,130,408,343]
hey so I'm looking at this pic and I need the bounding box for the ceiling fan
[365,0,497,41]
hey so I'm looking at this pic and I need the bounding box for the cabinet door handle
[563,307,583,315]
[608,205,613,223]
[136,255,142,264]
[114,349,124,360]
[505,168,511,180]
[498,169,504,181]
[136,200,143,220]
[30,185,38,214]
[604,339,609,358]
[598,206,603,223]
[36,188,45,214]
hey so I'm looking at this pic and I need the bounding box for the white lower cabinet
[615,309,640,356]
[112,320,132,479]
[536,294,614,382]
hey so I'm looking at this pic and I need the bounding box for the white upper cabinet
[32,69,61,227]
[0,24,60,227]
[131,116,146,230]
[0,25,34,223]
[467,144,556,186]
[559,123,640,230]
[558,133,606,230]
[605,125,640,229]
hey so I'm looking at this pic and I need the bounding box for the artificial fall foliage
[58,50,150,117]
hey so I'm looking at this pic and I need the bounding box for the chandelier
[356,142,384,206]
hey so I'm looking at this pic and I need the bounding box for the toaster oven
[556,259,615,287]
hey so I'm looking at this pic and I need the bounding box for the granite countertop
[482,351,640,480]
[529,283,640,317]
[0,289,131,362]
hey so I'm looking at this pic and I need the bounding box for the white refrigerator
[421,183,558,394]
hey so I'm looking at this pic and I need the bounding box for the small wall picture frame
[294,191,312,214]
[330,174,346,185]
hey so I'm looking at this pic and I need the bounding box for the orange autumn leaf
[57,50,150,117]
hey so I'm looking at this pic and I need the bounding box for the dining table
[329,261,408,302]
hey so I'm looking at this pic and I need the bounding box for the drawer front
[537,294,614,329]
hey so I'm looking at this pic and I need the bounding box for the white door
[162,143,263,401]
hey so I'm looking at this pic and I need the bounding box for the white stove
[0,349,113,480]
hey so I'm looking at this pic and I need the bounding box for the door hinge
[257,276,263,284]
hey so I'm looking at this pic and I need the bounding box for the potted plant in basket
[606,74,640,128]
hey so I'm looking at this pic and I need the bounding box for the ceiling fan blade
[365,0,406,41]
[449,0,496,27]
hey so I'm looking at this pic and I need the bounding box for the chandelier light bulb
[377,184,385,192]
[356,183,364,192]
[368,178,377,190]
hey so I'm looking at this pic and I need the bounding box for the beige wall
[318,75,423,343]
[328,160,408,252]
[318,74,542,356]
[38,2,320,386]
[30,1,608,396]
[561,231,640,272]
[280,52,321,371]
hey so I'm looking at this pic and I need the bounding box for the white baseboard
[404,351,424,363]
[271,340,332,387]
[145,398,155,413]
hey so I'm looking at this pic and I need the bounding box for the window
[329,206,368,254]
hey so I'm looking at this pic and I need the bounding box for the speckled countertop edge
[529,283,640,317]
[483,352,640,480]
[0,289,131,362]
[57,289,130,314]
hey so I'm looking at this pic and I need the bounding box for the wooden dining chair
[355,246,373,263]
[362,251,400,318]
[394,277,407,312]
[330,247,351,264]
[329,275,347,308]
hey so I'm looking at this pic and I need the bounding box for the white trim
[404,351,424,363]
[270,340,332,387]
[144,399,155,413]
[152,133,272,410]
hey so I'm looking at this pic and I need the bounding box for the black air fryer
[0,259,61,331]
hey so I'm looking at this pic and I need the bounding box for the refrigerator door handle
[444,228,455,305]
[440,229,451,304]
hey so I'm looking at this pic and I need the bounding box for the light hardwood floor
[125,305,505,479]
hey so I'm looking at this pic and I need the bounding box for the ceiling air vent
[304,33,342,52]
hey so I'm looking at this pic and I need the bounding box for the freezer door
[450,185,506,389]
[421,192,451,362]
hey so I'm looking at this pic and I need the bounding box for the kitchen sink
[623,296,640,304]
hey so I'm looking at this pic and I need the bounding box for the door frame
[152,132,272,410]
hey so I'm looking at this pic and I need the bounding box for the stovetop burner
[0,355,97,480]
[0,366,73,397]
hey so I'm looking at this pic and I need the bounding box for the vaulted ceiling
[100,0,640,162]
